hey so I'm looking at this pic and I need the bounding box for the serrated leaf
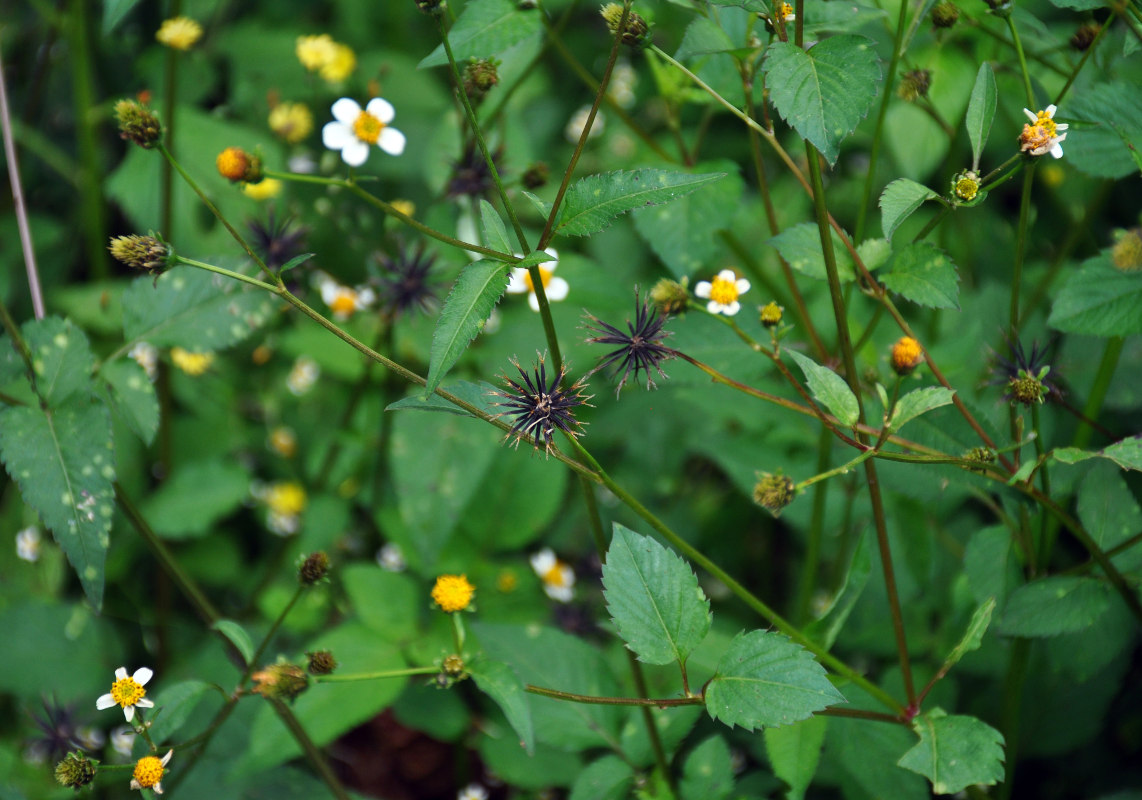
[999,576,1111,637]
[425,259,513,396]
[212,619,255,665]
[763,37,882,165]
[965,63,997,171]
[1048,253,1142,337]
[786,350,859,427]
[676,16,739,59]
[387,380,500,418]
[122,267,275,351]
[1079,463,1142,573]
[1052,436,1142,471]
[602,524,711,666]
[22,317,96,407]
[278,252,315,275]
[882,242,960,310]
[470,659,535,755]
[0,401,114,608]
[765,715,827,800]
[99,359,159,445]
[899,710,1005,794]
[941,598,996,673]
[705,630,845,731]
[858,238,892,272]
[769,222,856,283]
[1065,83,1142,179]
[880,179,938,243]
[480,199,513,255]
[889,387,955,432]
[419,0,542,68]
[556,170,725,237]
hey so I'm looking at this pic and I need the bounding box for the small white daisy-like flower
[775,1,795,22]
[376,542,407,572]
[130,749,173,794]
[16,526,41,562]
[76,726,106,751]
[316,272,376,320]
[128,342,159,381]
[565,104,604,143]
[96,667,155,722]
[695,269,750,316]
[457,784,489,800]
[322,97,406,167]
[506,248,568,312]
[111,725,136,758]
[1019,104,1068,159]
[530,547,575,603]
[608,62,637,108]
[287,356,320,396]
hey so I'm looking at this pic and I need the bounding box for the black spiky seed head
[492,354,592,454]
[583,290,675,396]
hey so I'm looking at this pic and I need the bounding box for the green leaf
[278,252,315,275]
[705,0,768,11]
[879,179,938,243]
[387,380,500,419]
[0,401,113,609]
[419,0,542,68]
[940,598,996,674]
[769,222,856,283]
[805,531,871,649]
[146,680,217,745]
[999,576,1111,637]
[1053,436,1142,471]
[965,63,997,171]
[1065,81,1142,179]
[763,37,882,165]
[602,523,711,666]
[787,350,859,427]
[1078,463,1142,573]
[425,258,514,396]
[898,710,1005,794]
[342,565,420,643]
[765,715,827,800]
[569,755,634,800]
[480,199,513,255]
[122,267,275,351]
[676,16,740,59]
[212,619,255,665]
[881,242,960,310]
[556,170,725,237]
[889,387,956,432]
[680,734,735,800]
[139,459,250,540]
[631,160,744,279]
[705,630,845,730]
[98,359,159,445]
[1048,253,1142,337]
[103,0,141,33]
[22,317,96,407]
[470,658,535,755]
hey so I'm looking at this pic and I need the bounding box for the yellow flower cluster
[296,34,356,83]
[170,347,214,376]
[269,102,314,143]
[156,16,202,50]
[432,574,475,612]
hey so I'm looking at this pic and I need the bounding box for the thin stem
[526,684,701,707]
[1054,13,1113,105]
[174,256,278,291]
[314,667,440,682]
[1006,15,1036,107]
[1010,162,1037,333]
[794,449,876,492]
[243,586,305,682]
[998,638,1031,800]
[1031,403,1053,571]
[796,429,833,624]
[160,0,181,238]
[1071,337,1123,451]
[268,698,351,800]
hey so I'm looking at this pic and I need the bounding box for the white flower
[376,542,407,572]
[96,667,155,722]
[130,749,173,794]
[1020,104,1068,159]
[77,726,106,751]
[322,97,406,167]
[16,526,41,562]
[506,248,568,312]
[608,62,637,108]
[287,356,320,396]
[128,342,159,381]
[111,725,136,758]
[457,785,489,800]
[530,547,575,603]
[695,269,750,316]
[565,104,604,143]
[316,272,376,320]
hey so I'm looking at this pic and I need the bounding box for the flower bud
[216,147,264,184]
[931,1,960,28]
[55,752,98,789]
[963,446,996,472]
[463,58,501,103]
[600,3,650,48]
[1070,22,1099,50]
[891,336,924,375]
[298,551,330,585]
[416,0,445,14]
[522,162,550,190]
[108,234,172,275]
[650,277,690,316]
[753,472,795,516]
[1111,228,1142,271]
[952,170,980,202]
[897,69,931,102]
[1007,372,1046,405]
[306,650,338,675]
[760,301,784,328]
[442,654,466,676]
[114,99,162,149]
[251,662,309,701]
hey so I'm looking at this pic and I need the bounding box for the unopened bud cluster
[600,3,650,47]
[109,234,172,275]
[55,751,98,789]
[897,69,931,102]
[115,99,162,148]
[463,58,500,103]
[307,650,338,675]
[753,472,795,516]
[251,662,309,701]
[931,1,960,28]
[298,551,330,585]
[650,277,690,316]
[216,147,264,184]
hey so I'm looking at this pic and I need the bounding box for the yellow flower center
[111,677,147,708]
[708,275,741,306]
[267,483,306,516]
[1033,110,1058,137]
[330,290,359,315]
[892,336,924,373]
[353,111,384,144]
[523,267,553,293]
[171,347,214,376]
[543,563,569,587]
[778,2,794,20]
[432,574,475,612]
[132,756,164,788]
[955,177,979,201]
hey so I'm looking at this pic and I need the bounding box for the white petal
[1045,104,1057,117]
[528,293,541,312]
[322,121,354,150]
[1022,108,1038,123]
[506,269,529,294]
[340,139,370,167]
[153,783,164,794]
[378,127,406,156]
[694,281,712,299]
[541,247,559,268]
[124,705,135,722]
[114,667,129,680]
[133,667,153,686]
[545,584,574,602]
[320,281,341,305]
[136,698,155,709]
[331,97,362,125]
[97,694,116,710]
[160,750,174,766]
[531,548,555,573]
[1054,122,1069,132]
[706,300,721,314]
[1049,141,1064,158]
[735,278,751,294]
[716,269,738,282]
[545,277,569,302]
[357,287,376,305]
[723,301,741,316]
[365,97,395,124]
[131,779,142,790]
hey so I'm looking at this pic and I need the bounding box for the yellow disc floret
[891,336,924,375]
[432,574,475,612]
[708,274,742,306]
[352,111,384,144]
[111,675,147,708]
[522,267,553,293]
[132,756,164,789]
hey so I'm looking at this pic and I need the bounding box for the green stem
[1071,337,1123,451]
[794,449,876,492]
[998,638,1031,800]
[174,256,278,291]
[796,428,832,624]
[268,698,351,800]
[160,0,181,238]
[315,667,439,682]
[1006,15,1036,107]
[527,684,701,707]
[1010,163,1037,333]
[243,586,305,682]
